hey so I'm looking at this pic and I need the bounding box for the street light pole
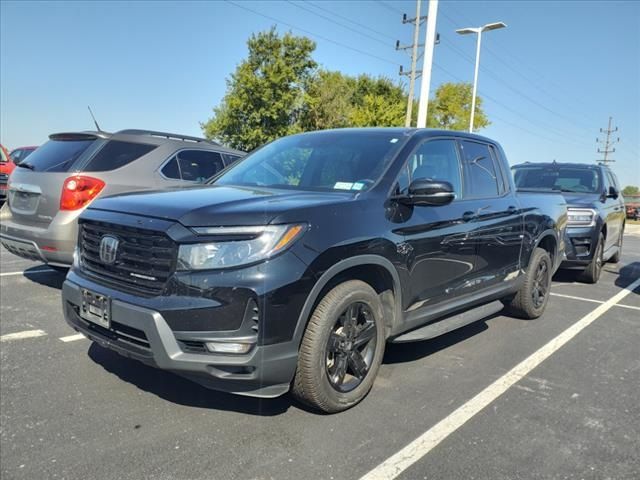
[469,29,482,133]
[456,22,507,133]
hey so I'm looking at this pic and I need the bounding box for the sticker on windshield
[352,182,365,191]
[334,182,354,190]
[390,138,399,143]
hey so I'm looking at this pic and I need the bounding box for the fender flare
[292,255,403,345]
[532,229,560,271]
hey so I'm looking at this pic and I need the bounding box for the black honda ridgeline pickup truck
[62,129,567,412]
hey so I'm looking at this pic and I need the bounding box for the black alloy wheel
[531,260,549,308]
[325,302,377,392]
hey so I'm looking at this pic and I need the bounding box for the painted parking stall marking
[0,268,54,277]
[360,276,640,480]
[0,329,47,342]
[59,333,87,342]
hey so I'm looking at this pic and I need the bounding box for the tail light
[60,175,105,211]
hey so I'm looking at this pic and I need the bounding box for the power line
[379,1,405,15]
[285,1,390,48]
[306,1,396,41]
[225,0,400,66]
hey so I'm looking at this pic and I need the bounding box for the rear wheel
[504,247,552,319]
[580,233,604,283]
[292,280,386,413]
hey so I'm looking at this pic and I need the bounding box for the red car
[9,145,38,165]
[0,144,16,201]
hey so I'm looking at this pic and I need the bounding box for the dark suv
[61,129,566,412]
[512,162,625,283]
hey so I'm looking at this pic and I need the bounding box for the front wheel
[292,280,386,413]
[580,233,604,283]
[504,247,552,319]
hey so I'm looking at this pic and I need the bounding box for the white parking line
[59,333,86,342]
[551,292,640,311]
[360,276,640,480]
[0,268,54,277]
[0,329,47,342]
[550,292,604,304]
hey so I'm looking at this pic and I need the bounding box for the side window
[605,170,618,192]
[84,140,156,172]
[161,150,224,183]
[460,140,500,198]
[399,139,462,197]
[223,153,242,165]
[489,145,509,194]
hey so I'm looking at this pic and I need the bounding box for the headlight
[177,224,306,270]
[567,208,596,227]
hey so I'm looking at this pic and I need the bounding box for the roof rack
[116,129,220,145]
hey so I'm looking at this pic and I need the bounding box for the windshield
[214,130,406,192]
[512,166,601,193]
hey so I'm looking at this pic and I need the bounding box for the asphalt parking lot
[1,227,639,480]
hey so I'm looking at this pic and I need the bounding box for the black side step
[390,300,504,343]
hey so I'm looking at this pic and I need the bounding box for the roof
[47,129,244,154]
[512,161,606,170]
[292,127,498,143]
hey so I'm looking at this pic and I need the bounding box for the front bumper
[561,226,598,267]
[62,275,300,398]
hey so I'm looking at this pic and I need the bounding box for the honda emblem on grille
[99,235,120,265]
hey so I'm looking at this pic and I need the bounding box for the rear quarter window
[83,140,156,172]
[19,139,95,172]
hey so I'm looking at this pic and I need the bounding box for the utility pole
[417,0,439,128]
[596,116,619,165]
[397,1,424,127]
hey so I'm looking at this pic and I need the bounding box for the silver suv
[0,129,244,267]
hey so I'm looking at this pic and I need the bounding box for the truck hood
[561,192,602,208]
[88,184,355,226]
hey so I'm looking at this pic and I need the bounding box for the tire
[579,233,604,284]
[608,229,623,264]
[504,247,552,319]
[292,280,386,413]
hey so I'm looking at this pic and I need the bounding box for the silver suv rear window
[19,139,94,172]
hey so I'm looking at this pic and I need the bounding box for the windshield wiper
[17,162,35,170]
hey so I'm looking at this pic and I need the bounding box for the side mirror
[405,178,455,206]
[607,186,618,199]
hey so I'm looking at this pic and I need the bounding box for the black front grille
[80,220,176,296]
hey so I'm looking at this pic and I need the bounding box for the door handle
[462,211,476,222]
[507,205,517,215]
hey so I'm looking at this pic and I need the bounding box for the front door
[393,138,478,310]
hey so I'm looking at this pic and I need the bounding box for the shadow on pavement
[24,266,67,289]
[383,316,491,364]
[87,342,305,416]
[615,261,640,292]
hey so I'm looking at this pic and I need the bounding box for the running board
[390,300,504,343]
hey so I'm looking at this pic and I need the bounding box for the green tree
[622,185,639,195]
[300,70,355,130]
[301,71,406,129]
[427,82,490,131]
[201,27,317,151]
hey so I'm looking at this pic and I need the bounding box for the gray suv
[0,129,244,267]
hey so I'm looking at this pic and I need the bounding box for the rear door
[458,140,523,290]
[7,134,100,226]
[603,170,624,248]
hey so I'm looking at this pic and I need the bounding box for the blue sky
[1,0,638,185]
